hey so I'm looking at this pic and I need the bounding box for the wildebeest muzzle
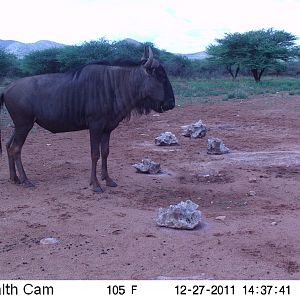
[162,98,175,111]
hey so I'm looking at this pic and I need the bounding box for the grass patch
[223,89,249,101]
[171,76,300,105]
[288,90,300,95]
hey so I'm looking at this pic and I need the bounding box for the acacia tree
[207,32,244,79]
[207,29,299,82]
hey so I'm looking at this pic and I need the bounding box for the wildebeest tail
[0,93,4,156]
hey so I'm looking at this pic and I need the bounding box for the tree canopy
[207,28,299,81]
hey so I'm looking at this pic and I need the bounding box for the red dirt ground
[0,93,299,280]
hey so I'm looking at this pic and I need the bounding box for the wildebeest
[0,46,175,192]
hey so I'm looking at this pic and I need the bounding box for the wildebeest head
[136,46,175,114]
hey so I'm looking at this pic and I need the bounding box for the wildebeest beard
[135,97,160,115]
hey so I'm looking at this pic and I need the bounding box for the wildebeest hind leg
[89,129,103,192]
[6,130,20,184]
[10,124,34,187]
[101,132,117,187]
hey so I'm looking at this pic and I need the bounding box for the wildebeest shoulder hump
[70,60,143,80]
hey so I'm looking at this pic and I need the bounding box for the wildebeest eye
[152,67,167,82]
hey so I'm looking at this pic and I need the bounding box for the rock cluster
[155,132,179,146]
[132,159,161,174]
[182,120,207,138]
[155,200,202,230]
[207,137,229,155]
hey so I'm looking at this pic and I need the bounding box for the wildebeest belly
[33,91,88,133]
[35,109,88,133]
[35,117,88,133]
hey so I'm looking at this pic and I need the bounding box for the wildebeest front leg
[89,129,103,192]
[101,131,117,187]
[6,130,20,184]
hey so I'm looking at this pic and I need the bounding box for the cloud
[1,0,299,53]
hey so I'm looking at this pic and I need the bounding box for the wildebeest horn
[141,46,148,61]
[143,46,154,69]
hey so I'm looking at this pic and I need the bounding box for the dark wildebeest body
[0,47,175,192]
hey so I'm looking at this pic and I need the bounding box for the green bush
[19,38,196,77]
[22,48,61,75]
[0,49,20,78]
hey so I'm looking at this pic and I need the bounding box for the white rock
[155,200,202,230]
[155,132,179,146]
[215,215,226,221]
[132,159,161,174]
[207,137,229,155]
[248,177,257,183]
[40,237,59,245]
[247,190,256,196]
[182,120,207,138]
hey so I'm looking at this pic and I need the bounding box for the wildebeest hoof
[106,179,117,187]
[22,180,35,188]
[90,179,103,192]
[92,186,104,193]
[9,176,21,184]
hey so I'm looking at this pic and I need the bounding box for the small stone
[182,120,207,138]
[40,237,59,245]
[215,215,226,221]
[207,137,229,155]
[132,159,161,174]
[271,222,278,226]
[155,200,202,230]
[248,177,257,183]
[155,132,179,146]
[247,191,256,196]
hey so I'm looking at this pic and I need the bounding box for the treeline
[0,38,196,78]
[1,34,300,81]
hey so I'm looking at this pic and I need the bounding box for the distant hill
[0,39,65,58]
[180,51,208,60]
[0,40,16,48]
[122,38,208,60]
[123,38,142,47]
[0,38,207,60]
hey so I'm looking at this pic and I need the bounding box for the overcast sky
[1,0,299,53]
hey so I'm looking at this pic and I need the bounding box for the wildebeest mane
[71,59,144,80]
[64,58,152,121]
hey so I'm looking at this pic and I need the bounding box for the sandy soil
[0,93,299,280]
